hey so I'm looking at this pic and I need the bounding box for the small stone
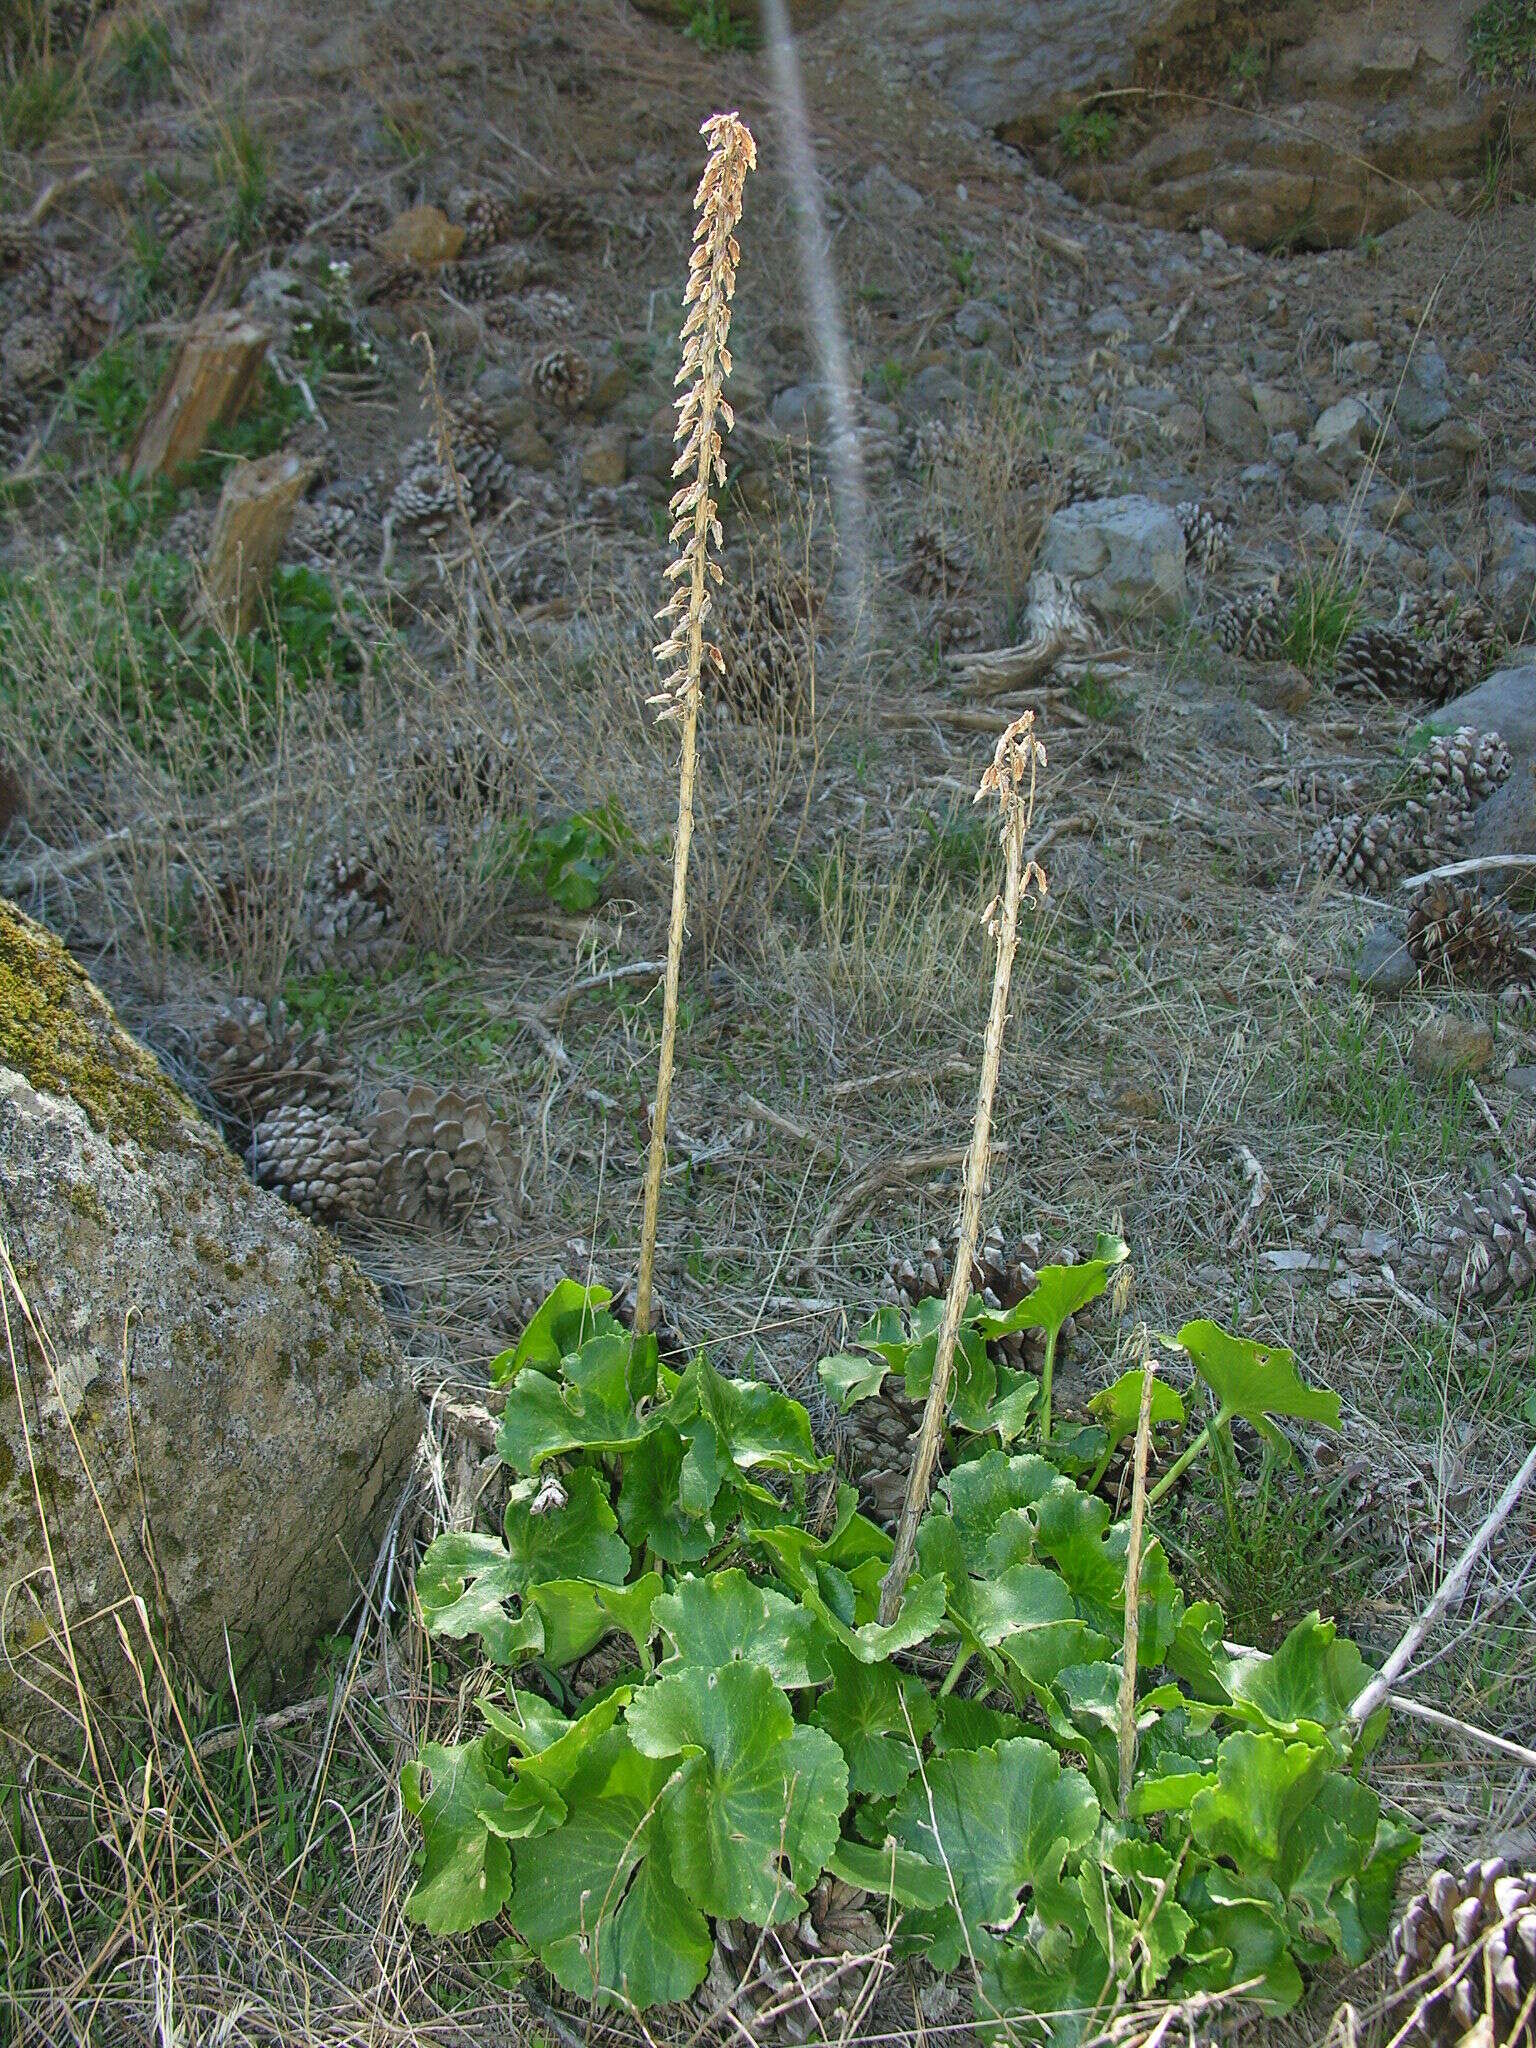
[1341,338,1382,378]
[1204,376,1268,462]
[1251,382,1312,436]
[579,433,627,488]
[1251,662,1312,715]
[1039,495,1187,620]
[506,421,555,470]
[1312,396,1372,462]
[1358,926,1418,993]
[1397,344,1451,437]
[376,204,464,265]
[1412,1012,1495,1080]
[585,357,631,416]
[1292,446,1348,503]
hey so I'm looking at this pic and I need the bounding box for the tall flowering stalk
[634,112,757,1338]
[879,713,1048,1623]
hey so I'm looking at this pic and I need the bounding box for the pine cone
[841,1376,924,1527]
[1289,766,1364,819]
[713,571,820,723]
[482,287,579,340]
[260,187,310,250]
[1309,799,1461,894]
[387,461,457,540]
[1418,727,1511,816]
[1177,500,1232,576]
[449,254,530,303]
[0,381,31,450]
[907,417,964,476]
[1406,884,1527,988]
[163,501,215,561]
[453,188,522,254]
[888,1224,1071,1375]
[47,0,99,49]
[527,345,590,412]
[197,998,351,1122]
[307,838,397,955]
[1391,1858,1536,2047]
[1406,1175,1536,1306]
[1336,623,1432,699]
[517,191,596,249]
[253,1104,377,1222]
[1215,587,1285,661]
[704,1880,884,2045]
[366,1082,519,1229]
[901,525,974,599]
[1,312,67,391]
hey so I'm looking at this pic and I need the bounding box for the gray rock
[1487,512,1536,637]
[1292,445,1349,503]
[1495,470,1536,521]
[1431,663,1536,759]
[1357,925,1418,994]
[1311,396,1373,463]
[1087,305,1133,341]
[1040,494,1186,620]
[1429,664,1536,877]
[1340,338,1382,379]
[1204,377,1268,462]
[770,382,831,443]
[1396,343,1451,436]
[907,362,967,416]
[1271,431,1300,466]
[0,902,420,1738]
[954,299,1007,347]
[1251,382,1313,437]
[851,163,925,213]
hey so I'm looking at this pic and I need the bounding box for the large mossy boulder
[0,900,420,1743]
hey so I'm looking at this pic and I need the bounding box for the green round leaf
[627,1662,848,1922]
[653,1570,831,1687]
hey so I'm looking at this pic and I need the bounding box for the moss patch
[0,899,192,1151]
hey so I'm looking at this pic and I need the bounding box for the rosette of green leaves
[403,1282,1411,2033]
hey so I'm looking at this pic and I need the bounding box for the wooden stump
[126,310,270,482]
[203,451,318,637]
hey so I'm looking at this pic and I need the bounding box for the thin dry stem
[878,714,1047,1624]
[1117,1337,1158,1817]
[635,111,757,1337]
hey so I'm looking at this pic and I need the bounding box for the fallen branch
[740,1094,838,1159]
[807,1144,1009,1261]
[1349,1438,1536,1726]
[541,958,665,1019]
[1398,853,1536,891]
[951,630,1066,694]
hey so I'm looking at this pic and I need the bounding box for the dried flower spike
[880,716,1050,1621]
[634,111,757,1339]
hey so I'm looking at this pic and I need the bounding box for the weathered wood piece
[203,450,317,635]
[125,309,270,482]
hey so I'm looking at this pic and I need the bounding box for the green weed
[213,113,268,250]
[0,55,76,148]
[1283,569,1362,673]
[66,337,166,448]
[102,16,173,106]
[1227,40,1268,87]
[1468,0,1536,82]
[681,0,756,52]
[943,235,978,294]
[1175,1456,1366,1652]
[1058,104,1118,161]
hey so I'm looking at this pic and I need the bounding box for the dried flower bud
[651,112,757,722]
